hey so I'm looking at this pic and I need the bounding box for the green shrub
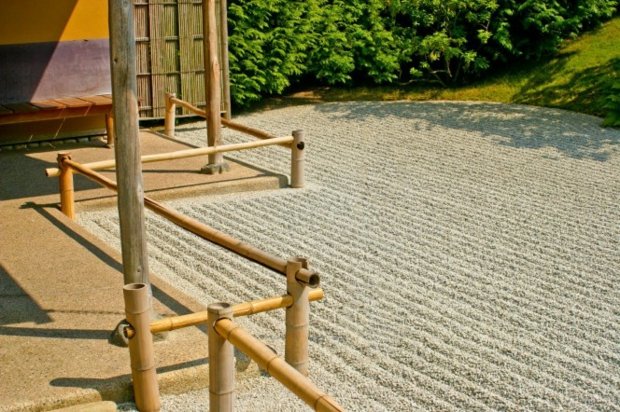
[226,0,618,105]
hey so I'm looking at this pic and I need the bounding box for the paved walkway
[84,102,620,411]
[0,131,283,411]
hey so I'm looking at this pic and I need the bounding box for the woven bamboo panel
[134,0,228,119]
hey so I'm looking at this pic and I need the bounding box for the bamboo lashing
[208,303,235,411]
[124,288,324,339]
[55,159,320,287]
[123,283,160,412]
[214,318,344,412]
[45,136,294,177]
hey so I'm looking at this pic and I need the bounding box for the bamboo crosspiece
[57,152,75,220]
[123,283,160,412]
[208,303,235,412]
[285,257,310,375]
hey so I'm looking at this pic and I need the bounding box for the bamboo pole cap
[208,302,233,320]
[123,283,150,314]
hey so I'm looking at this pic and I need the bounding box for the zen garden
[0,1,618,411]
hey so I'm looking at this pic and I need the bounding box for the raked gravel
[79,101,620,411]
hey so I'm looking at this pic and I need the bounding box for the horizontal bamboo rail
[58,159,319,286]
[167,95,291,147]
[214,318,343,411]
[45,136,293,177]
[124,288,324,339]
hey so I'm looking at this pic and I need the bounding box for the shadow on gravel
[314,101,620,161]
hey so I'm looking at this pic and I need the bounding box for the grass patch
[260,17,620,125]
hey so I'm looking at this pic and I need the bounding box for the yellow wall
[0,0,108,45]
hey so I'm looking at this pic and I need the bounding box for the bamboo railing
[124,288,325,339]
[50,148,336,410]
[50,157,319,287]
[210,307,344,412]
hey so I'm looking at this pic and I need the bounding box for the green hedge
[227,0,618,106]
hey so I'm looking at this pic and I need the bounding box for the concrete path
[0,132,283,411]
[83,102,620,411]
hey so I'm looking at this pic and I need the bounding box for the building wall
[0,0,110,144]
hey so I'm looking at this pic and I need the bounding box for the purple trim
[0,39,111,103]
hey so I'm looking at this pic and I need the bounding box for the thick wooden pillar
[109,0,150,285]
[202,0,228,174]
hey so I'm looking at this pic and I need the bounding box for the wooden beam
[109,0,150,285]
[202,0,226,173]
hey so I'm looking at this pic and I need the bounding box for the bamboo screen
[134,0,228,118]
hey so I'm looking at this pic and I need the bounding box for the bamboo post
[202,0,228,174]
[208,303,234,412]
[164,93,176,138]
[123,283,160,412]
[285,258,310,376]
[109,0,150,285]
[291,130,305,188]
[105,113,115,147]
[57,153,75,219]
[219,0,231,120]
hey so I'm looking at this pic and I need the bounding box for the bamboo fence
[50,157,318,287]
[134,0,230,119]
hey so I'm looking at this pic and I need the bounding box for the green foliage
[226,0,619,105]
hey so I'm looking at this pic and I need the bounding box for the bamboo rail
[165,95,292,148]
[55,159,319,287]
[45,136,293,177]
[124,288,324,339]
[214,317,343,411]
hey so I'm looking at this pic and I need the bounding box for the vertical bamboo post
[57,152,75,220]
[285,258,310,376]
[164,93,176,138]
[109,0,150,285]
[105,113,115,147]
[291,130,305,188]
[208,303,234,412]
[123,283,160,412]
[219,0,231,120]
[201,0,227,174]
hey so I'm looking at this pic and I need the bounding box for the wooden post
[57,152,75,220]
[164,93,176,138]
[219,0,232,120]
[109,0,150,285]
[208,303,234,412]
[105,113,115,147]
[285,258,310,376]
[123,283,160,412]
[291,130,305,188]
[202,0,227,174]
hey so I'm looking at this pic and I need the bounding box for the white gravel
[79,101,620,411]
